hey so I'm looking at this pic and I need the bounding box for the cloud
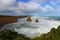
[18,2,40,13]
[31,0,60,12]
[1,0,14,4]
[0,0,60,16]
[1,0,16,6]
[31,0,60,4]
[0,0,40,16]
[41,5,55,12]
[31,0,50,4]
[49,0,60,6]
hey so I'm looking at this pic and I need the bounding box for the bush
[0,30,31,40]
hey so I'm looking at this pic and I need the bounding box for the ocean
[1,16,60,38]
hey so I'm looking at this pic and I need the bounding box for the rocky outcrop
[35,18,39,23]
[27,16,32,22]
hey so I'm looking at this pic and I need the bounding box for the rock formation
[35,18,39,23]
[27,16,32,22]
[0,15,29,29]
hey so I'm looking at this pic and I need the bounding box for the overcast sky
[0,0,60,16]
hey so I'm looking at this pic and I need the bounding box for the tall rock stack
[27,16,32,22]
[35,18,39,23]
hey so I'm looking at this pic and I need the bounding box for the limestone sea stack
[27,16,32,22]
[35,18,39,23]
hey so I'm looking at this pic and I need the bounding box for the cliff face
[0,16,17,27]
[0,15,30,29]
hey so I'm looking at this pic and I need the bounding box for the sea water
[1,16,60,38]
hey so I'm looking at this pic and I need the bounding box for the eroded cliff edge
[0,15,29,29]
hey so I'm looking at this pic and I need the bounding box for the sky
[0,0,60,16]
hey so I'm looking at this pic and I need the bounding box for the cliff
[0,15,29,29]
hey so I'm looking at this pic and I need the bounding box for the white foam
[1,16,60,38]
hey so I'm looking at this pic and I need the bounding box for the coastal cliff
[0,15,29,29]
[0,16,17,26]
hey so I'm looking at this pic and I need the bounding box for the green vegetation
[0,30,31,40]
[0,25,60,40]
[32,25,60,40]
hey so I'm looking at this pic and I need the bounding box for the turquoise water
[1,16,60,38]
